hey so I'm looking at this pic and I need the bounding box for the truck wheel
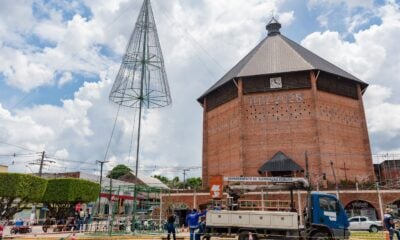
[239,231,259,240]
[311,232,330,240]
[10,229,15,234]
[369,225,379,233]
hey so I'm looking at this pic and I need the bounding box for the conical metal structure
[110,0,171,108]
[108,0,171,232]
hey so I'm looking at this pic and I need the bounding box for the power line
[0,140,39,153]
[0,152,39,157]
[45,156,97,166]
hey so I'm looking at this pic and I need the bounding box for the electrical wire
[0,140,39,153]
[102,104,121,163]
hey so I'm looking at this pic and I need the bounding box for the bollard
[249,231,253,240]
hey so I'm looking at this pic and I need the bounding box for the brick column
[357,84,375,181]
[310,71,323,180]
[202,98,209,189]
[238,78,245,176]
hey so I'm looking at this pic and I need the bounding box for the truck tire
[369,225,379,233]
[311,232,330,240]
[239,231,259,240]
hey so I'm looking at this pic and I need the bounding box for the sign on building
[209,175,223,199]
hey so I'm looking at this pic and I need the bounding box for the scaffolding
[96,184,165,236]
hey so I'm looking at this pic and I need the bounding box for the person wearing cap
[384,208,400,240]
[186,208,207,240]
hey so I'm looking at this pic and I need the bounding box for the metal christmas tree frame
[110,0,171,109]
[109,0,171,231]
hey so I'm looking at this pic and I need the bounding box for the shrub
[0,173,47,220]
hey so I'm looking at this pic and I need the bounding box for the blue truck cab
[309,192,350,239]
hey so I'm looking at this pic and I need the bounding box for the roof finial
[266,16,281,36]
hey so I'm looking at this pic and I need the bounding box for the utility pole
[183,169,190,189]
[96,160,108,215]
[330,161,340,200]
[29,151,54,177]
[39,151,45,177]
[376,181,384,220]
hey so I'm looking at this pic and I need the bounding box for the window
[360,217,367,222]
[349,218,359,222]
[319,196,337,212]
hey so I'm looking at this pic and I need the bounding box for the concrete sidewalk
[2,225,192,240]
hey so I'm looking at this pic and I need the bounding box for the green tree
[186,177,202,190]
[152,175,170,185]
[171,176,180,188]
[42,178,100,219]
[0,173,47,220]
[108,164,132,179]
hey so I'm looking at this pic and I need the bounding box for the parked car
[348,216,382,232]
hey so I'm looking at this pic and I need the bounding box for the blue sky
[0,0,399,178]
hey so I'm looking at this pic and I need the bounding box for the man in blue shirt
[384,208,400,240]
[186,209,207,240]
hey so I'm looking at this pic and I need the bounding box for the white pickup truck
[348,216,382,232]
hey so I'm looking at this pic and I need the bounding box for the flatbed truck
[204,177,350,240]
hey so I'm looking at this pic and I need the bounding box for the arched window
[345,200,378,220]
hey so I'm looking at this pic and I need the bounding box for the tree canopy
[43,178,100,203]
[108,164,132,179]
[0,173,47,220]
[152,175,202,189]
[42,178,100,219]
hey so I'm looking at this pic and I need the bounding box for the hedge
[0,173,47,201]
[42,178,100,203]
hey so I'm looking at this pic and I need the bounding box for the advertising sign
[209,175,223,199]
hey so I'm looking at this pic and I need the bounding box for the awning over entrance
[258,151,304,174]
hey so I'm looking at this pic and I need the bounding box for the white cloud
[0,48,54,91]
[0,103,54,150]
[308,0,374,10]
[301,1,400,152]
[363,85,400,137]
[58,72,73,87]
[301,30,386,81]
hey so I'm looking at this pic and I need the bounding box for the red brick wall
[204,97,241,187]
[201,71,374,187]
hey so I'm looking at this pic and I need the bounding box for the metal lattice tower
[108,0,171,232]
[110,0,171,108]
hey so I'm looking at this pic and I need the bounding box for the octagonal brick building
[197,19,375,188]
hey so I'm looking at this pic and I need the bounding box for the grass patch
[350,231,387,240]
